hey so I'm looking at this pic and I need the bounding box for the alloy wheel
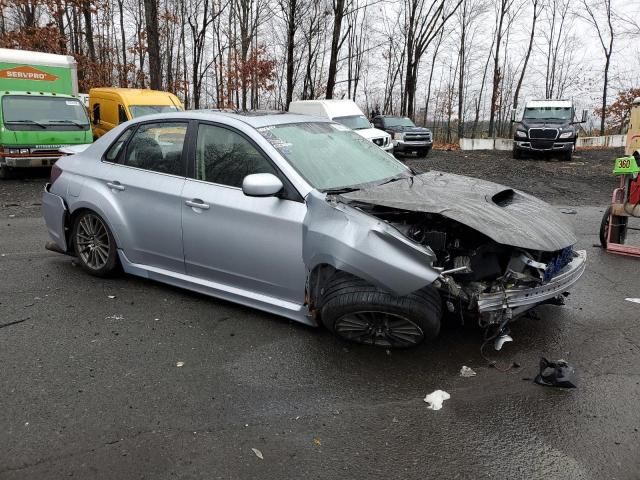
[334,311,425,347]
[75,213,111,270]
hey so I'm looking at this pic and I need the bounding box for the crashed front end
[333,171,587,328]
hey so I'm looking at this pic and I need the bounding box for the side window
[195,123,277,187]
[118,105,128,124]
[373,118,382,128]
[104,128,133,162]
[123,122,187,176]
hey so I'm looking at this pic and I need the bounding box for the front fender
[303,191,439,296]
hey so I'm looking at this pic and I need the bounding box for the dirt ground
[406,147,624,206]
[0,148,625,218]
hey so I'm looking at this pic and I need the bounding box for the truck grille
[405,133,430,142]
[529,128,558,140]
[531,140,555,150]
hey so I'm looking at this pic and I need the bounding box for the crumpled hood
[339,171,577,252]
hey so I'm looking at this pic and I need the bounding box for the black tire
[512,147,521,159]
[72,210,119,277]
[320,272,442,348]
[417,148,430,158]
[599,206,628,247]
[561,149,572,162]
[0,164,14,180]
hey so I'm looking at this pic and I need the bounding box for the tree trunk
[285,0,297,109]
[326,0,345,99]
[144,0,162,90]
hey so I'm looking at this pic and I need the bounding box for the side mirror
[242,173,283,197]
[581,109,588,123]
[510,108,516,123]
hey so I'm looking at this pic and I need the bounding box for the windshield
[129,105,181,118]
[2,96,89,130]
[258,122,409,190]
[383,117,416,128]
[523,107,572,121]
[333,115,371,130]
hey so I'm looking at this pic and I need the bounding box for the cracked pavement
[1,161,639,479]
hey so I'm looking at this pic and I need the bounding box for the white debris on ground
[251,448,264,460]
[107,295,116,299]
[625,298,640,304]
[423,390,451,410]
[460,366,477,377]
[176,361,185,367]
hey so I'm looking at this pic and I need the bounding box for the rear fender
[303,191,439,297]
[66,176,130,251]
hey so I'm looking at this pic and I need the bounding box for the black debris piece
[534,357,577,388]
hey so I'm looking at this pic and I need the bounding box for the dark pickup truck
[372,115,433,158]
[512,100,587,161]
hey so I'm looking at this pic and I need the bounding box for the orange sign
[0,65,58,82]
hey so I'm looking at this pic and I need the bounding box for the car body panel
[181,179,307,303]
[340,171,577,252]
[42,184,68,251]
[303,191,439,296]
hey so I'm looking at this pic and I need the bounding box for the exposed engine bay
[358,205,577,326]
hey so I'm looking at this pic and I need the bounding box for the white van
[288,100,393,153]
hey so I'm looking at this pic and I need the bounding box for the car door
[99,120,189,273]
[181,122,307,303]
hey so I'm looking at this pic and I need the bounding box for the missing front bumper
[477,250,587,313]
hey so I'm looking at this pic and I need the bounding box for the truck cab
[89,88,184,139]
[0,49,92,179]
[512,99,586,161]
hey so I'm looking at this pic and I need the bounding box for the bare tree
[581,0,615,135]
[487,0,516,137]
[402,0,462,118]
[144,0,162,89]
[511,0,541,132]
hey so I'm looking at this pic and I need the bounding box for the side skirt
[117,250,316,327]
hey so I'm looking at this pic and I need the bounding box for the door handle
[185,199,210,210]
[107,181,125,191]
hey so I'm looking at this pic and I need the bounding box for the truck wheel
[599,206,628,247]
[562,150,573,161]
[320,272,442,348]
[72,210,119,277]
[512,147,521,159]
[0,165,14,180]
[417,148,430,158]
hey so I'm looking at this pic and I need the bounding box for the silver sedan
[42,112,586,348]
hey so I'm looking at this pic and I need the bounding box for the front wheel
[320,273,442,348]
[599,206,628,247]
[417,147,431,158]
[72,210,119,276]
[512,147,522,159]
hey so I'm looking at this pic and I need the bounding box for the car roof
[122,110,332,128]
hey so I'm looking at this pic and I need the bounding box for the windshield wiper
[377,174,411,187]
[47,120,89,128]
[5,119,46,128]
[323,186,361,195]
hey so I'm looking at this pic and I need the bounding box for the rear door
[181,122,307,302]
[99,120,190,272]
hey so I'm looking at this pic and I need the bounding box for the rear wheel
[599,206,628,247]
[72,211,119,276]
[320,273,442,348]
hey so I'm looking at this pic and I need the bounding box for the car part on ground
[42,111,586,348]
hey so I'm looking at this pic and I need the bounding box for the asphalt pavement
[1,170,639,479]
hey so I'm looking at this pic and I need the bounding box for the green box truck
[0,48,92,179]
